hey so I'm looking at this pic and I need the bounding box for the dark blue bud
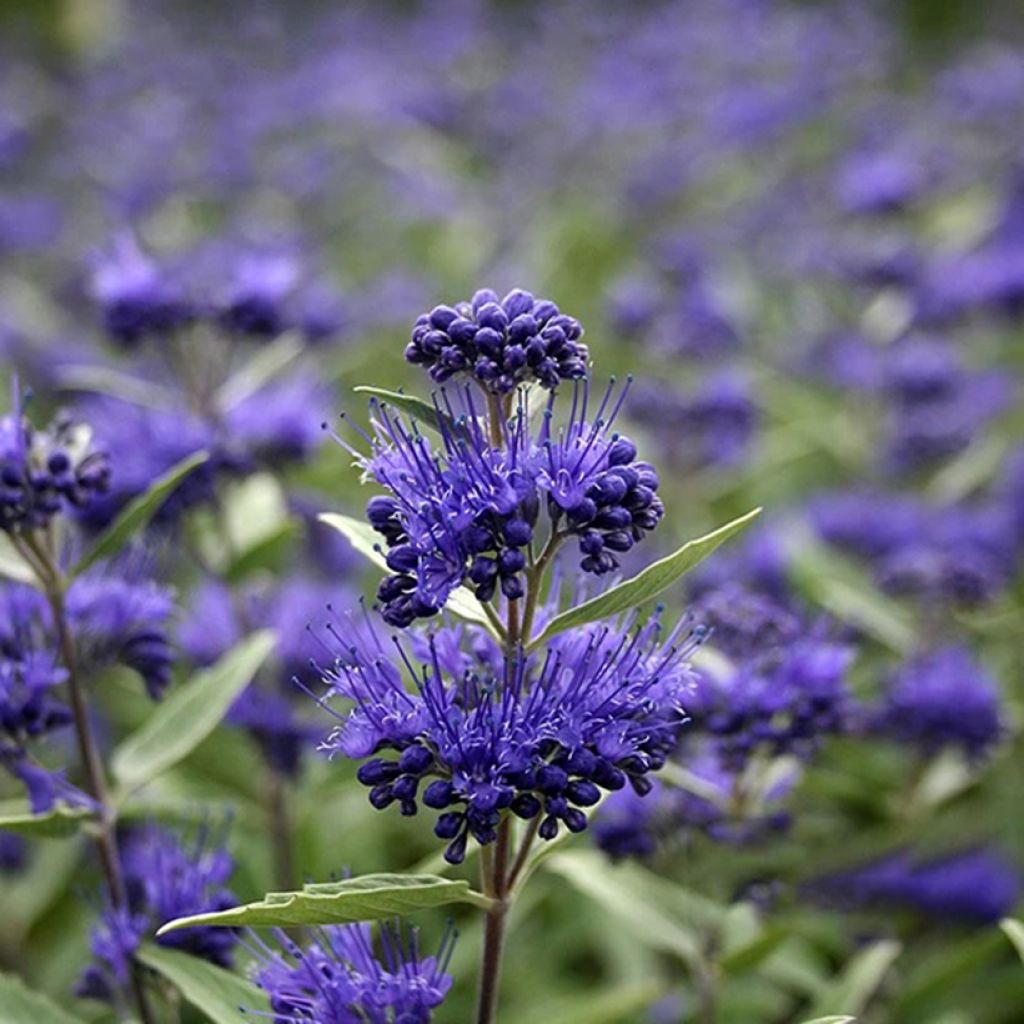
[357,759,400,786]
[507,313,538,343]
[603,530,635,553]
[423,780,455,809]
[429,305,459,330]
[567,780,601,806]
[392,775,419,801]
[476,303,508,333]
[503,345,527,371]
[503,519,533,547]
[471,288,500,311]
[567,497,597,526]
[399,744,434,774]
[608,437,638,466]
[563,808,588,833]
[385,544,419,573]
[474,325,504,356]
[447,316,478,344]
[444,832,469,865]
[538,816,559,841]
[537,764,569,794]
[434,812,463,839]
[368,784,395,809]
[498,548,526,575]
[511,793,542,819]
[502,289,535,319]
[500,574,524,600]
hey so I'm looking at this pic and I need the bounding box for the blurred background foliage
[1,1,1024,1022]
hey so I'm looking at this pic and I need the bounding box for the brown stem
[45,584,156,1024]
[266,766,297,890]
[519,531,565,645]
[505,816,541,893]
[475,817,512,1024]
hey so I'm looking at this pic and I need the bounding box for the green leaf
[527,508,761,650]
[0,800,93,838]
[216,331,305,410]
[0,534,38,586]
[137,942,268,1023]
[112,630,277,792]
[785,533,914,654]
[799,1018,856,1024]
[1001,918,1024,965]
[0,969,85,1024]
[526,982,666,1024]
[543,850,723,969]
[318,512,498,635]
[72,451,209,578]
[55,363,177,409]
[807,940,901,1019]
[353,386,456,435]
[157,873,492,934]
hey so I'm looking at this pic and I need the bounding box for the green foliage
[137,943,269,1023]
[71,451,210,578]
[157,873,493,934]
[0,800,93,838]
[527,507,761,650]
[807,940,902,1019]
[353,385,457,434]
[0,970,84,1024]
[111,630,277,793]
[1000,919,1024,965]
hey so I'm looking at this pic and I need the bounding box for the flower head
[404,288,588,394]
[91,233,194,347]
[316,608,699,863]
[1,390,111,535]
[78,824,238,1002]
[868,646,1003,759]
[253,921,455,1023]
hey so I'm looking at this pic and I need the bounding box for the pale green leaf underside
[137,942,268,1023]
[527,507,762,650]
[0,800,93,838]
[318,512,497,634]
[0,535,41,586]
[112,630,277,792]
[807,940,901,1019]
[1000,917,1024,965]
[353,385,455,435]
[0,969,85,1024]
[72,451,210,578]
[158,873,492,934]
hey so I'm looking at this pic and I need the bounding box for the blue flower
[91,233,194,347]
[353,383,664,625]
[404,289,588,394]
[216,250,300,338]
[868,646,1004,759]
[1,391,111,535]
[78,824,239,1003]
[253,921,455,1023]
[807,848,1020,925]
[316,609,699,863]
[66,572,176,701]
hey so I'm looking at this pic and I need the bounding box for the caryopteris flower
[404,288,588,394]
[314,609,699,864]
[78,824,238,1003]
[868,646,1003,759]
[807,848,1021,925]
[252,921,455,1023]
[352,381,664,626]
[1,388,111,535]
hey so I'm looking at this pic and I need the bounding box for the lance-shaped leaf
[0,534,39,587]
[800,1018,856,1024]
[527,508,761,650]
[353,386,456,435]
[216,331,305,410]
[137,943,269,1024]
[1001,918,1024,965]
[807,940,901,1019]
[112,630,277,792]
[0,970,84,1024]
[72,451,209,578]
[318,512,498,635]
[0,800,93,838]
[157,873,492,934]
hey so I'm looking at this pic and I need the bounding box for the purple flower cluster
[807,848,1020,925]
[0,570,174,808]
[78,824,238,1003]
[810,490,1016,607]
[868,646,1003,760]
[1,395,111,535]
[253,922,455,1023]
[358,376,664,627]
[405,289,588,394]
[317,611,698,864]
[179,577,343,775]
